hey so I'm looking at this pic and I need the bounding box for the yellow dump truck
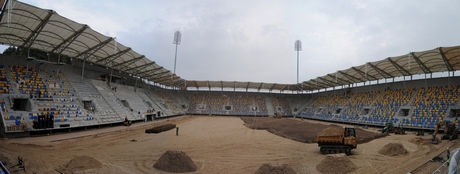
[315,127,357,155]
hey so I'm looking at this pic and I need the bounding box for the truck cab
[343,127,357,149]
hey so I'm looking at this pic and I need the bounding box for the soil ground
[0,116,457,174]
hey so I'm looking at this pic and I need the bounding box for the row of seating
[301,85,460,128]
[188,94,270,116]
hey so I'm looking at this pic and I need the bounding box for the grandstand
[0,0,460,142]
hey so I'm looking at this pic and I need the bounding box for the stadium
[1,0,460,174]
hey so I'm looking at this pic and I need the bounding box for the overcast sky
[18,0,460,84]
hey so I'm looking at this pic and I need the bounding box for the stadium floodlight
[295,40,302,84]
[173,31,181,75]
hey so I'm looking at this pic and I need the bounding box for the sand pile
[153,150,197,173]
[378,143,408,156]
[57,156,102,173]
[254,163,296,174]
[318,127,341,136]
[316,154,357,174]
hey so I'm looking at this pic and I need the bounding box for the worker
[447,147,450,161]
[176,126,179,136]
[124,115,131,126]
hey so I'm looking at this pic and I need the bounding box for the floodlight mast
[172,31,181,88]
[295,40,302,85]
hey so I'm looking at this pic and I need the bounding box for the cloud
[18,0,460,85]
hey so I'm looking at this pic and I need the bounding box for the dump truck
[316,127,357,155]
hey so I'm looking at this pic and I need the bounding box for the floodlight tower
[171,31,181,88]
[173,31,181,75]
[295,40,302,84]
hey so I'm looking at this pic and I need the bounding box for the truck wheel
[345,148,351,155]
[320,148,326,154]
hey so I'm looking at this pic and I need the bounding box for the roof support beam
[338,70,362,83]
[169,78,183,87]
[137,66,163,77]
[185,81,196,89]
[123,61,156,73]
[269,84,277,91]
[280,84,289,91]
[182,81,189,89]
[305,80,327,90]
[51,25,88,54]
[151,71,170,78]
[301,82,314,91]
[410,52,432,74]
[352,66,377,81]
[313,79,329,88]
[20,10,54,51]
[257,83,264,91]
[366,63,393,78]
[156,74,179,84]
[326,73,352,85]
[75,37,113,60]
[154,75,171,84]
[112,55,145,69]
[438,47,454,71]
[317,76,340,87]
[387,58,411,76]
[96,47,131,65]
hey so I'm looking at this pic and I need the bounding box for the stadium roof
[0,0,183,87]
[1,0,460,92]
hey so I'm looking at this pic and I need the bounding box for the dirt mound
[316,154,357,174]
[254,163,296,174]
[153,150,197,173]
[145,124,176,134]
[57,156,102,173]
[318,127,341,136]
[378,143,408,156]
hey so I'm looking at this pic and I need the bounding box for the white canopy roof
[1,0,460,92]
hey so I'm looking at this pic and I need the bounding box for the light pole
[295,40,302,85]
[172,31,181,87]
[110,37,117,87]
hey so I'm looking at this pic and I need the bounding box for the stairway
[4,67,19,94]
[264,96,275,116]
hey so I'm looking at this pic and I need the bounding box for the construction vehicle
[431,120,459,144]
[316,127,357,155]
[382,122,405,134]
[382,122,394,133]
[393,125,405,134]
[416,130,425,136]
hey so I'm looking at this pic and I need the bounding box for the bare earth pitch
[0,116,457,174]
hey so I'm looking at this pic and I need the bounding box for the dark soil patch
[145,124,176,134]
[254,163,296,174]
[241,117,386,144]
[153,150,197,173]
